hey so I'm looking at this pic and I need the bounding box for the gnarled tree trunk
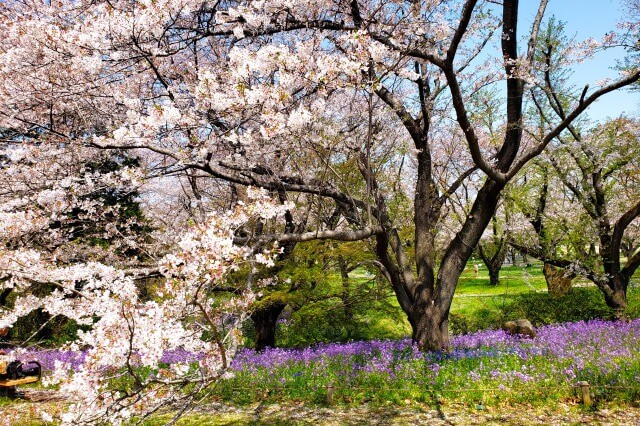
[605,287,628,311]
[542,262,573,296]
[410,302,451,352]
[600,271,630,317]
[250,301,286,352]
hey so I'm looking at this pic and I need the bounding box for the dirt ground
[2,390,640,425]
[192,401,640,425]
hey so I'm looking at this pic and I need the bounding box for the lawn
[451,262,548,320]
[262,261,640,346]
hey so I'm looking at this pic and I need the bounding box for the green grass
[451,263,547,320]
[7,262,640,424]
[269,261,640,344]
[456,263,547,294]
[143,413,252,425]
[455,261,640,331]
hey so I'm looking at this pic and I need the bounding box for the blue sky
[518,0,638,121]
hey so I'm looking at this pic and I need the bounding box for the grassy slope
[344,262,554,338]
[345,260,640,339]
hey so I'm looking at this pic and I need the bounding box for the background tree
[510,160,576,295]
[513,118,640,313]
[477,208,511,286]
[509,15,640,308]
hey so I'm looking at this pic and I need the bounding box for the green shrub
[274,295,409,347]
[10,309,89,345]
[450,286,640,334]
[504,287,616,326]
[449,308,504,335]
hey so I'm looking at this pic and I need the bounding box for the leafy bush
[10,309,88,345]
[449,286,640,334]
[449,308,503,335]
[503,287,615,326]
[273,296,409,347]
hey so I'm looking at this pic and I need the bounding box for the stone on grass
[503,319,536,338]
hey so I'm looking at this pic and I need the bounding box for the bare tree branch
[525,0,549,66]
[234,225,383,245]
[507,70,640,180]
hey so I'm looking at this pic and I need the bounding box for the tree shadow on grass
[427,390,455,426]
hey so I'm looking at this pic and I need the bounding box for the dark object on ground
[0,386,24,398]
[0,359,41,398]
[4,360,41,380]
[503,319,536,338]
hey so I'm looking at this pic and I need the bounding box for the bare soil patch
[3,396,640,425]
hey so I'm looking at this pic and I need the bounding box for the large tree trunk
[604,287,627,310]
[410,303,450,352]
[404,179,505,351]
[250,302,286,352]
[602,275,629,318]
[542,262,573,296]
[402,0,523,348]
[368,0,534,354]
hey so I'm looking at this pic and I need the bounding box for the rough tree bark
[250,301,286,352]
[542,263,573,296]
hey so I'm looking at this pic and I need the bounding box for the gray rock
[503,319,536,338]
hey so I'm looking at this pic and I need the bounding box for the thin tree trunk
[338,256,353,322]
[480,244,507,286]
[488,266,500,286]
[0,288,11,306]
[478,233,508,286]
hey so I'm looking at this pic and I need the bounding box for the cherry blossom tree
[1,178,287,423]
[512,118,640,313]
[0,139,155,343]
[509,17,640,307]
[0,115,291,422]
[1,0,639,360]
[509,159,577,295]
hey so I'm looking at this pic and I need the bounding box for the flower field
[19,319,640,408]
[221,319,640,406]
